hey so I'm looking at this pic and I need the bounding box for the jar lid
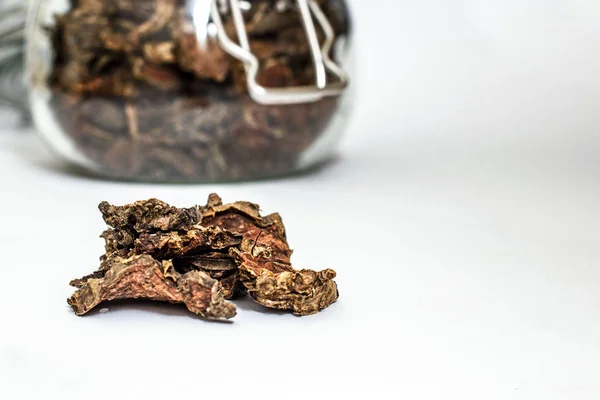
[211,0,349,105]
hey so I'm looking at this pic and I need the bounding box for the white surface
[1,1,600,399]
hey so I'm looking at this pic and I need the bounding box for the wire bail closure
[211,0,349,105]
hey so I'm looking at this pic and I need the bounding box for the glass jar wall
[27,0,353,182]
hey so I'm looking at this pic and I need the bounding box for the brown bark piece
[94,198,245,301]
[101,228,135,251]
[133,226,242,259]
[99,198,201,233]
[68,194,338,318]
[199,193,290,258]
[143,41,176,64]
[67,255,237,319]
[131,59,182,91]
[176,31,232,82]
[173,253,244,299]
[231,240,338,316]
[199,193,339,315]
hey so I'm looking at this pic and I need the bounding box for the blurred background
[2,0,599,157]
[0,0,26,116]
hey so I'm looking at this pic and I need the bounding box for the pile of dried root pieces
[68,194,338,319]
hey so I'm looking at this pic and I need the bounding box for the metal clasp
[211,0,348,105]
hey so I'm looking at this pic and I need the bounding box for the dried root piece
[176,30,232,82]
[143,41,176,64]
[99,198,201,233]
[133,226,241,259]
[231,239,338,316]
[98,198,203,260]
[68,194,338,319]
[95,198,244,300]
[199,193,291,261]
[100,228,135,257]
[68,255,236,319]
[131,59,182,91]
[173,253,244,299]
[199,194,339,315]
[130,222,245,299]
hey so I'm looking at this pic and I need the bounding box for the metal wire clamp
[210,0,349,105]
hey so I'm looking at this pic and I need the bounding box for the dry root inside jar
[46,0,350,181]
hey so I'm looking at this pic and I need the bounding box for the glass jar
[26,0,353,182]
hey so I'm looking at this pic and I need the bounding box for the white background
[1,0,600,398]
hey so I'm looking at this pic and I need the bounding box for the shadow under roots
[70,299,235,323]
[233,295,289,316]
